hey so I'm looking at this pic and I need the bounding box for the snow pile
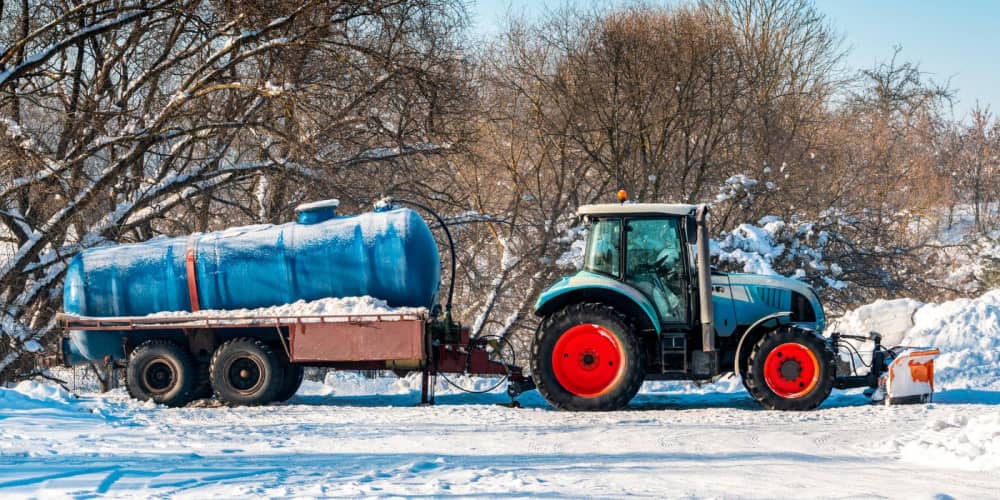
[832,290,1000,390]
[830,298,924,346]
[0,380,75,410]
[895,412,1000,470]
[146,295,427,319]
[903,290,1000,390]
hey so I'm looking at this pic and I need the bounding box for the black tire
[531,303,645,411]
[274,363,305,403]
[209,338,285,407]
[745,327,835,411]
[125,340,196,407]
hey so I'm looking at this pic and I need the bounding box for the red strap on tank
[185,238,201,312]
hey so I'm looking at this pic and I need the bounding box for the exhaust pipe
[695,204,715,353]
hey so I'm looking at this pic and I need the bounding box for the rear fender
[534,272,660,334]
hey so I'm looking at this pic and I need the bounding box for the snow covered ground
[1,374,998,499]
[4,290,1000,498]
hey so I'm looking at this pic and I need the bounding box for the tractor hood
[717,272,826,333]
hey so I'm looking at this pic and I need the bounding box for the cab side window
[584,218,621,277]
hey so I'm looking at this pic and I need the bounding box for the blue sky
[471,0,1000,118]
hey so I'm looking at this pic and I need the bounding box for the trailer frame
[60,311,528,405]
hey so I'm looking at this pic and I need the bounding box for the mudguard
[733,312,793,376]
[534,271,662,334]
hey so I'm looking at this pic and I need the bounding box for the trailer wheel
[274,363,305,403]
[125,340,196,407]
[209,338,285,407]
[532,303,644,411]
[746,327,835,410]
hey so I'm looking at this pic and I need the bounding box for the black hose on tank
[383,198,456,319]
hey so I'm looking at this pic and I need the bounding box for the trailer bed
[60,311,428,363]
[60,309,527,405]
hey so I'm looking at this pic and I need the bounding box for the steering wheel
[653,247,678,279]
[653,247,673,267]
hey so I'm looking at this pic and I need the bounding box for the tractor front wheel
[745,327,835,410]
[532,303,645,411]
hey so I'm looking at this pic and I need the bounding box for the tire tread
[531,303,645,411]
[745,326,835,411]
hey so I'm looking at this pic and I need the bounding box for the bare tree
[0,0,469,380]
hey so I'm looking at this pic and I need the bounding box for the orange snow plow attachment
[876,348,941,405]
[831,332,940,405]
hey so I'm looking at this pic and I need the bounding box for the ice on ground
[1,373,998,498]
[143,295,427,319]
[831,289,1000,391]
[297,370,510,398]
[892,412,1000,470]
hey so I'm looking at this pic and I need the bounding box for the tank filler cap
[295,199,340,224]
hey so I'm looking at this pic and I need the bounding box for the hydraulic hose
[383,198,456,318]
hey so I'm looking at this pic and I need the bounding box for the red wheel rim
[551,324,625,397]
[763,342,820,399]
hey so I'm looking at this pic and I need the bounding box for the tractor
[531,199,865,411]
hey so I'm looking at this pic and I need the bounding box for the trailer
[60,309,530,407]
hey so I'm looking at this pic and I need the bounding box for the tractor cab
[575,203,699,329]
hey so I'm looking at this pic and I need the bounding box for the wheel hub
[551,324,624,397]
[227,357,263,393]
[142,360,175,393]
[779,359,803,381]
[762,342,820,399]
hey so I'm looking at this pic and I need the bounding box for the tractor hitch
[832,332,886,391]
[507,377,535,399]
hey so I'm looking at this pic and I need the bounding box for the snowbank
[904,290,1000,390]
[832,290,1000,390]
[145,295,427,319]
[895,412,1000,470]
[830,298,924,347]
[0,380,75,410]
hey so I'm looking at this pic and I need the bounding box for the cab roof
[577,203,698,217]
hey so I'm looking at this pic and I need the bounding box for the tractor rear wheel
[125,340,196,407]
[745,327,835,410]
[532,303,645,411]
[209,338,285,407]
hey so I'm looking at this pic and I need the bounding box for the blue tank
[63,206,441,318]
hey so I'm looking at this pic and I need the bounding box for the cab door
[623,217,689,327]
